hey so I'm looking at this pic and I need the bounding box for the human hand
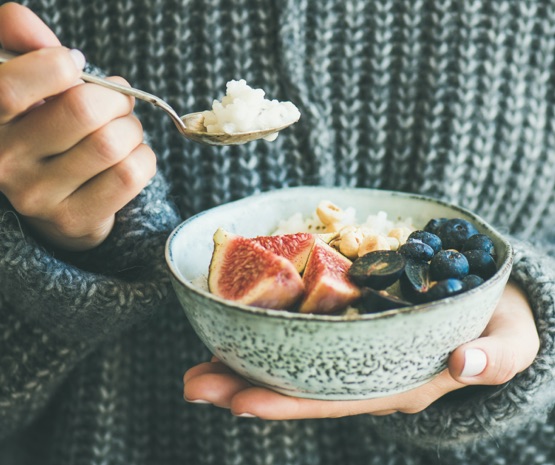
[183,280,539,419]
[0,3,156,251]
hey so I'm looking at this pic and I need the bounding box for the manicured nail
[69,48,86,70]
[235,412,257,418]
[461,348,487,377]
[185,397,211,404]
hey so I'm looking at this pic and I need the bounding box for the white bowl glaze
[166,187,513,400]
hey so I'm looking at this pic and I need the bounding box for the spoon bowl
[180,111,293,145]
[0,49,298,146]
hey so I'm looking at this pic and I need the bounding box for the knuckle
[104,76,135,112]
[89,122,138,166]
[10,186,46,217]
[114,146,156,190]
[89,128,120,165]
[0,78,23,118]
[65,87,102,128]
[89,118,142,166]
[0,146,18,186]
[37,48,79,85]
[51,212,83,238]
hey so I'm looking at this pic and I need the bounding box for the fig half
[208,228,304,310]
[299,238,361,314]
[252,232,315,273]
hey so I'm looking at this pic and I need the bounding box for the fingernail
[69,48,86,70]
[235,412,257,418]
[185,397,211,404]
[461,348,487,377]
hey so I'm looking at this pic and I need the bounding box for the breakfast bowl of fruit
[165,187,513,400]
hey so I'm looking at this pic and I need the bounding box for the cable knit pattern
[2,1,555,464]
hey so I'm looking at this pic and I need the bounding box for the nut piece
[386,236,400,251]
[316,201,344,225]
[358,235,391,257]
[338,230,363,259]
[387,227,413,245]
[325,221,345,233]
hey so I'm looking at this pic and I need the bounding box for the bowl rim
[165,186,514,323]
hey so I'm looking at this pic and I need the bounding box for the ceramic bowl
[165,187,513,400]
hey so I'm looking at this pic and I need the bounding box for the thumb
[448,281,539,385]
[0,3,61,51]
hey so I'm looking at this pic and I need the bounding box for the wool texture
[1,0,555,464]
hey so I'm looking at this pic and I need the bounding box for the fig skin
[208,228,305,310]
[299,238,361,314]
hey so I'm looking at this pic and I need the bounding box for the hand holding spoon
[0,48,298,146]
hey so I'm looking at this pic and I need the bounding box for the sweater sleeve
[0,171,181,439]
[365,237,555,449]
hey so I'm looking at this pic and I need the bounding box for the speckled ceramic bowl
[165,187,513,400]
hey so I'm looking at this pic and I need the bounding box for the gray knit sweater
[2,0,555,464]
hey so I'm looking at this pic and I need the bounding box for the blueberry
[462,274,485,290]
[357,288,412,313]
[423,279,465,302]
[348,250,406,290]
[437,218,479,250]
[424,218,449,236]
[462,234,496,257]
[399,240,435,261]
[462,250,497,280]
[429,250,469,281]
[407,230,442,254]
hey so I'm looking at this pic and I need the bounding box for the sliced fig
[208,228,304,310]
[299,238,361,314]
[357,287,412,313]
[251,232,315,273]
[317,232,340,244]
[348,250,406,290]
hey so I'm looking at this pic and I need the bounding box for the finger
[0,47,85,123]
[184,372,252,408]
[35,114,144,203]
[449,281,539,385]
[229,370,463,420]
[6,76,134,158]
[183,360,234,385]
[22,212,116,253]
[230,387,372,420]
[21,142,157,251]
[63,143,156,231]
[0,3,60,51]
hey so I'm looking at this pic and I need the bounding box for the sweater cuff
[0,172,181,343]
[365,237,555,449]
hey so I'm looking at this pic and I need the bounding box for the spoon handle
[0,48,186,132]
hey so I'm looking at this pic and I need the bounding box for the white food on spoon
[202,79,301,141]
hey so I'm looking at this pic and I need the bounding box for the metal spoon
[0,49,298,146]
